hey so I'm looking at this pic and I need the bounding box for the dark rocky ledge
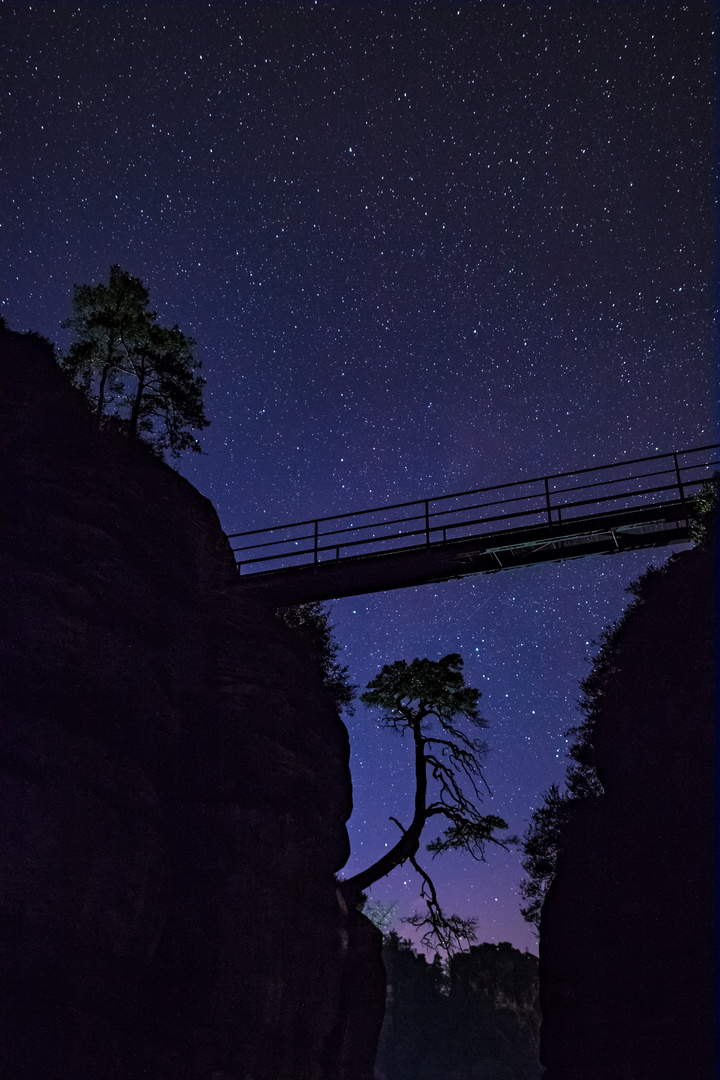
[539,521,716,1080]
[0,324,385,1080]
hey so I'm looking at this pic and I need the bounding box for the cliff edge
[0,325,384,1080]
[539,531,717,1079]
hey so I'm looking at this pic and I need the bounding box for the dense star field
[3,1,716,952]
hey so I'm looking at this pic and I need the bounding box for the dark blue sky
[3,0,716,952]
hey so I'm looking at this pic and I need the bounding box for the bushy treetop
[60,265,209,460]
[361,654,484,730]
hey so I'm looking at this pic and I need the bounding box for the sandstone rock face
[539,535,716,1080]
[0,326,384,1079]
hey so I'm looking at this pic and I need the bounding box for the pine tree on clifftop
[60,265,209,459]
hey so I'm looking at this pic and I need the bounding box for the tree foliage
[377,935,541,1080]
[517,563,681,928]
[60,265,208,458]
[277,601,357,714]
[688,471,719,544]
[341,654,513,953]
[521,471,719,927]
[363,899,399,935]
[378,932,451,1080]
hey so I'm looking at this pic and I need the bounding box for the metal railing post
[544,477,553,527]
[673,453,686,507]
[230,443,718,583]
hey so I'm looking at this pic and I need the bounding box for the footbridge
[230,444,718,604]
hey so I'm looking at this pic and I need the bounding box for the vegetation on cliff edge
[59,265,209,459]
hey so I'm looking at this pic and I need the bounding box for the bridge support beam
[236,503,691,605]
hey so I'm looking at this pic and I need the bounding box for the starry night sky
[3,1,716,953]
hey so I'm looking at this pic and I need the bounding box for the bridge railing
[229,444,719,575]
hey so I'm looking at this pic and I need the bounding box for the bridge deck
[229,444,717,604]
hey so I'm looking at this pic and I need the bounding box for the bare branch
[402,851,479,954]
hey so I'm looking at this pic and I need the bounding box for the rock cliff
[0,324,384,1079]
[539,531,716,1079]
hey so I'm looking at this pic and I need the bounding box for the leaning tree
[60,265,209,458]
[340,653,513,952]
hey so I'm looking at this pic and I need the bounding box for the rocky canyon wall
[539,526,716,1079]
[0,325,384,1080]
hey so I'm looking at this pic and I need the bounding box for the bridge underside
[236,500,691,605]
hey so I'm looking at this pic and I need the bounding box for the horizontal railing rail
[229,443,718,576]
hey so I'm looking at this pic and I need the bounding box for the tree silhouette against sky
[341,653,514,952]
[61,265,208,459]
